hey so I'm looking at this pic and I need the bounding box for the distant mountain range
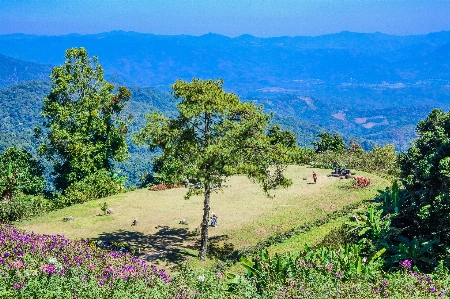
[0,54,52,88]
[1,30,450,152]
[1,31,450,90]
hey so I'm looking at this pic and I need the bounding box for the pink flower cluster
[0,225,170,291]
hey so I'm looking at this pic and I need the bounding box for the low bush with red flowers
[353,177,371,188]
[148,183,184,191]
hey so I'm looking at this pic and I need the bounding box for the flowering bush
[0,225,449,298]
[353,177,371,188]
[148,183,183,191]
[0,225,172,298]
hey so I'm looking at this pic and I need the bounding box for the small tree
[312,132,346,154]
[267,125,297,148]
[134,78,292,260]
[0,147,45,202]
[36,48,131,191]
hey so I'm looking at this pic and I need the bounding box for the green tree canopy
[0,147,45,202]
[134,78,292,260]
[312,132,346,154]
[36,48,131,191]
[399,108,450,245]
[267,124,298,148]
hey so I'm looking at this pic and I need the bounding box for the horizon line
[2,29,450,39]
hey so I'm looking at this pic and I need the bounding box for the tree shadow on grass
[188,234,234,260]
[93,226,231,266]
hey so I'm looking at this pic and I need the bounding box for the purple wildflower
[40,264,57,275]
[12,282,25,290]
[400,260,412,269]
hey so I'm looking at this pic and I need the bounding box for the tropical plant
[36,47,131,192]
[376,180,408,214]
[241,249,299,292]
[347,205,394,252]
[134,78,292,260]
[383,236,440,271]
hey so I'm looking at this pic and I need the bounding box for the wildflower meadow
[1,223,449,298]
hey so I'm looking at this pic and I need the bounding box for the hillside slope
[0,54,51,89]
[1,81,331,186]
[2,31,450,150]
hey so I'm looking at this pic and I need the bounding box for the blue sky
[1,0,450,37]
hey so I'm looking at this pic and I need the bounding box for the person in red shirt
[313,172,317,184]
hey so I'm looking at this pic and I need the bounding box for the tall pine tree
[135,78,292,260]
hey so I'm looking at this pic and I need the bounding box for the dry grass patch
[17,165,388,267]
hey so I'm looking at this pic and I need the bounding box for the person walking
[312,172,317,184]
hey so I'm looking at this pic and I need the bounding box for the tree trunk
[199,185,211,260]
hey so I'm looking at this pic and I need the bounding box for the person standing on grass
[313,172,317,184]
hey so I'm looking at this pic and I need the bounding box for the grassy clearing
[17,165,389,268]
[266,216,348,256]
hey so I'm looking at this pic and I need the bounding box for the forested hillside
[0,81,175,186]
[1,31,450,89]
[0,81,50,154]
[0,54,51,88]
[0,80,337,185]
[2,31,449,150]
[248,83,449,150]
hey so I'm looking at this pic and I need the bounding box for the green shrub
[310,144,399,177]
[398,108,450,246]
[382,236,440,272]
[317,224,359,250]
[0,147,45,202]
[55,170,124,208]
[0,194,51,222]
